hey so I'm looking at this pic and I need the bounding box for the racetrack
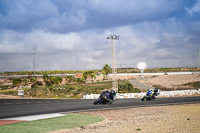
[0,96,200,119]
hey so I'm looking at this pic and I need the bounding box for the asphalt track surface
[0,96,200,119]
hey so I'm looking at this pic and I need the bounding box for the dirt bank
[141,74,200,90]
[61,103,200,133]
[0,94,19,99]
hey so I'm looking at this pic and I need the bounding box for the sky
[0,0,200,72]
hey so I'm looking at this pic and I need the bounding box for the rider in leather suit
[100,90,116,103]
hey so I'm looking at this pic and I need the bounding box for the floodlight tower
[106,34,119,92]
[31,52,36,75]
[198,49,200,67]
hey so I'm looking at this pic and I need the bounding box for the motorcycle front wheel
[93,99,101,105]
[141,97,145,101]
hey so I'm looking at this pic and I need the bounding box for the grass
[24,80,141,98]
[25,82,112,98]
[136,128,141,131]
[0,113,104,133]
[0,80,141,98]
[0,85,10,90]
[87,81,112,84]
[152,85,172,91]
[184,81,200,88]
[153,81,200,91]
[0,90,17,95]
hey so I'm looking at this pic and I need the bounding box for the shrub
[75,78,84,83]
[12,78,22,86]
[184,81,200,88]
[54,76,62,85]
[65,75,75,82]
[31,81,43,88]
[0,90,17,95]
[118,81,141,93]
[0,85,10,90]
[43,73,50,86]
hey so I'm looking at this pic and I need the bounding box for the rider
[153,88,159,96]
[147,88,159,99]
[100,90,116,104]
[146,89,153,98]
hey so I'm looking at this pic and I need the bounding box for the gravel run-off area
[52,103,200,133]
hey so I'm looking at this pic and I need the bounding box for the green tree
[65,75,75,84]
[12,78,22,87]
[102,64,111,79]
[83,71,96,80]
[43,73,51,86]
[30,77,37,83]
[22,78,30,86]
[43,74,63,86]
[75,77,84,83]
[53,76,62,85]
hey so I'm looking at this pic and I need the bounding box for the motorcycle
[93,94,113,105]
[141,95,156,101]
[141,89,159,101]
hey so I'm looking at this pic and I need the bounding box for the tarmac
[129,78,153,90]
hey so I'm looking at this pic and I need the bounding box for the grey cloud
[0,0,200,72]
[0,0,196,33]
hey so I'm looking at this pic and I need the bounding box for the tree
[83,71,96,80]
[53,76,62,85]
[118,81,133,93]
[31,81,43,88]
[65,75,75,84]
[43,74,63,86]
[102,64,111,79]
[22,78,30,86]
[12,78,22,87]
[75,77,84,83]
[43,73,51,86]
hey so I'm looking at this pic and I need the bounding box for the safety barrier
[83,89,200,99]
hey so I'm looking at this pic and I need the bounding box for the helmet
[110,90,116,96]
[154,88,158,92]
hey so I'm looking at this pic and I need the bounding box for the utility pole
[32,52,36,75]
[106,34,119,92]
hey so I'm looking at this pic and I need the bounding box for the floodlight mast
[141,69,144,78]
[32,52,36,75]
[106,34,119,92]
[137,62,147,79]
[199,49,200,67]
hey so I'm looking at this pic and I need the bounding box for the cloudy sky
[0,0,200,72]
